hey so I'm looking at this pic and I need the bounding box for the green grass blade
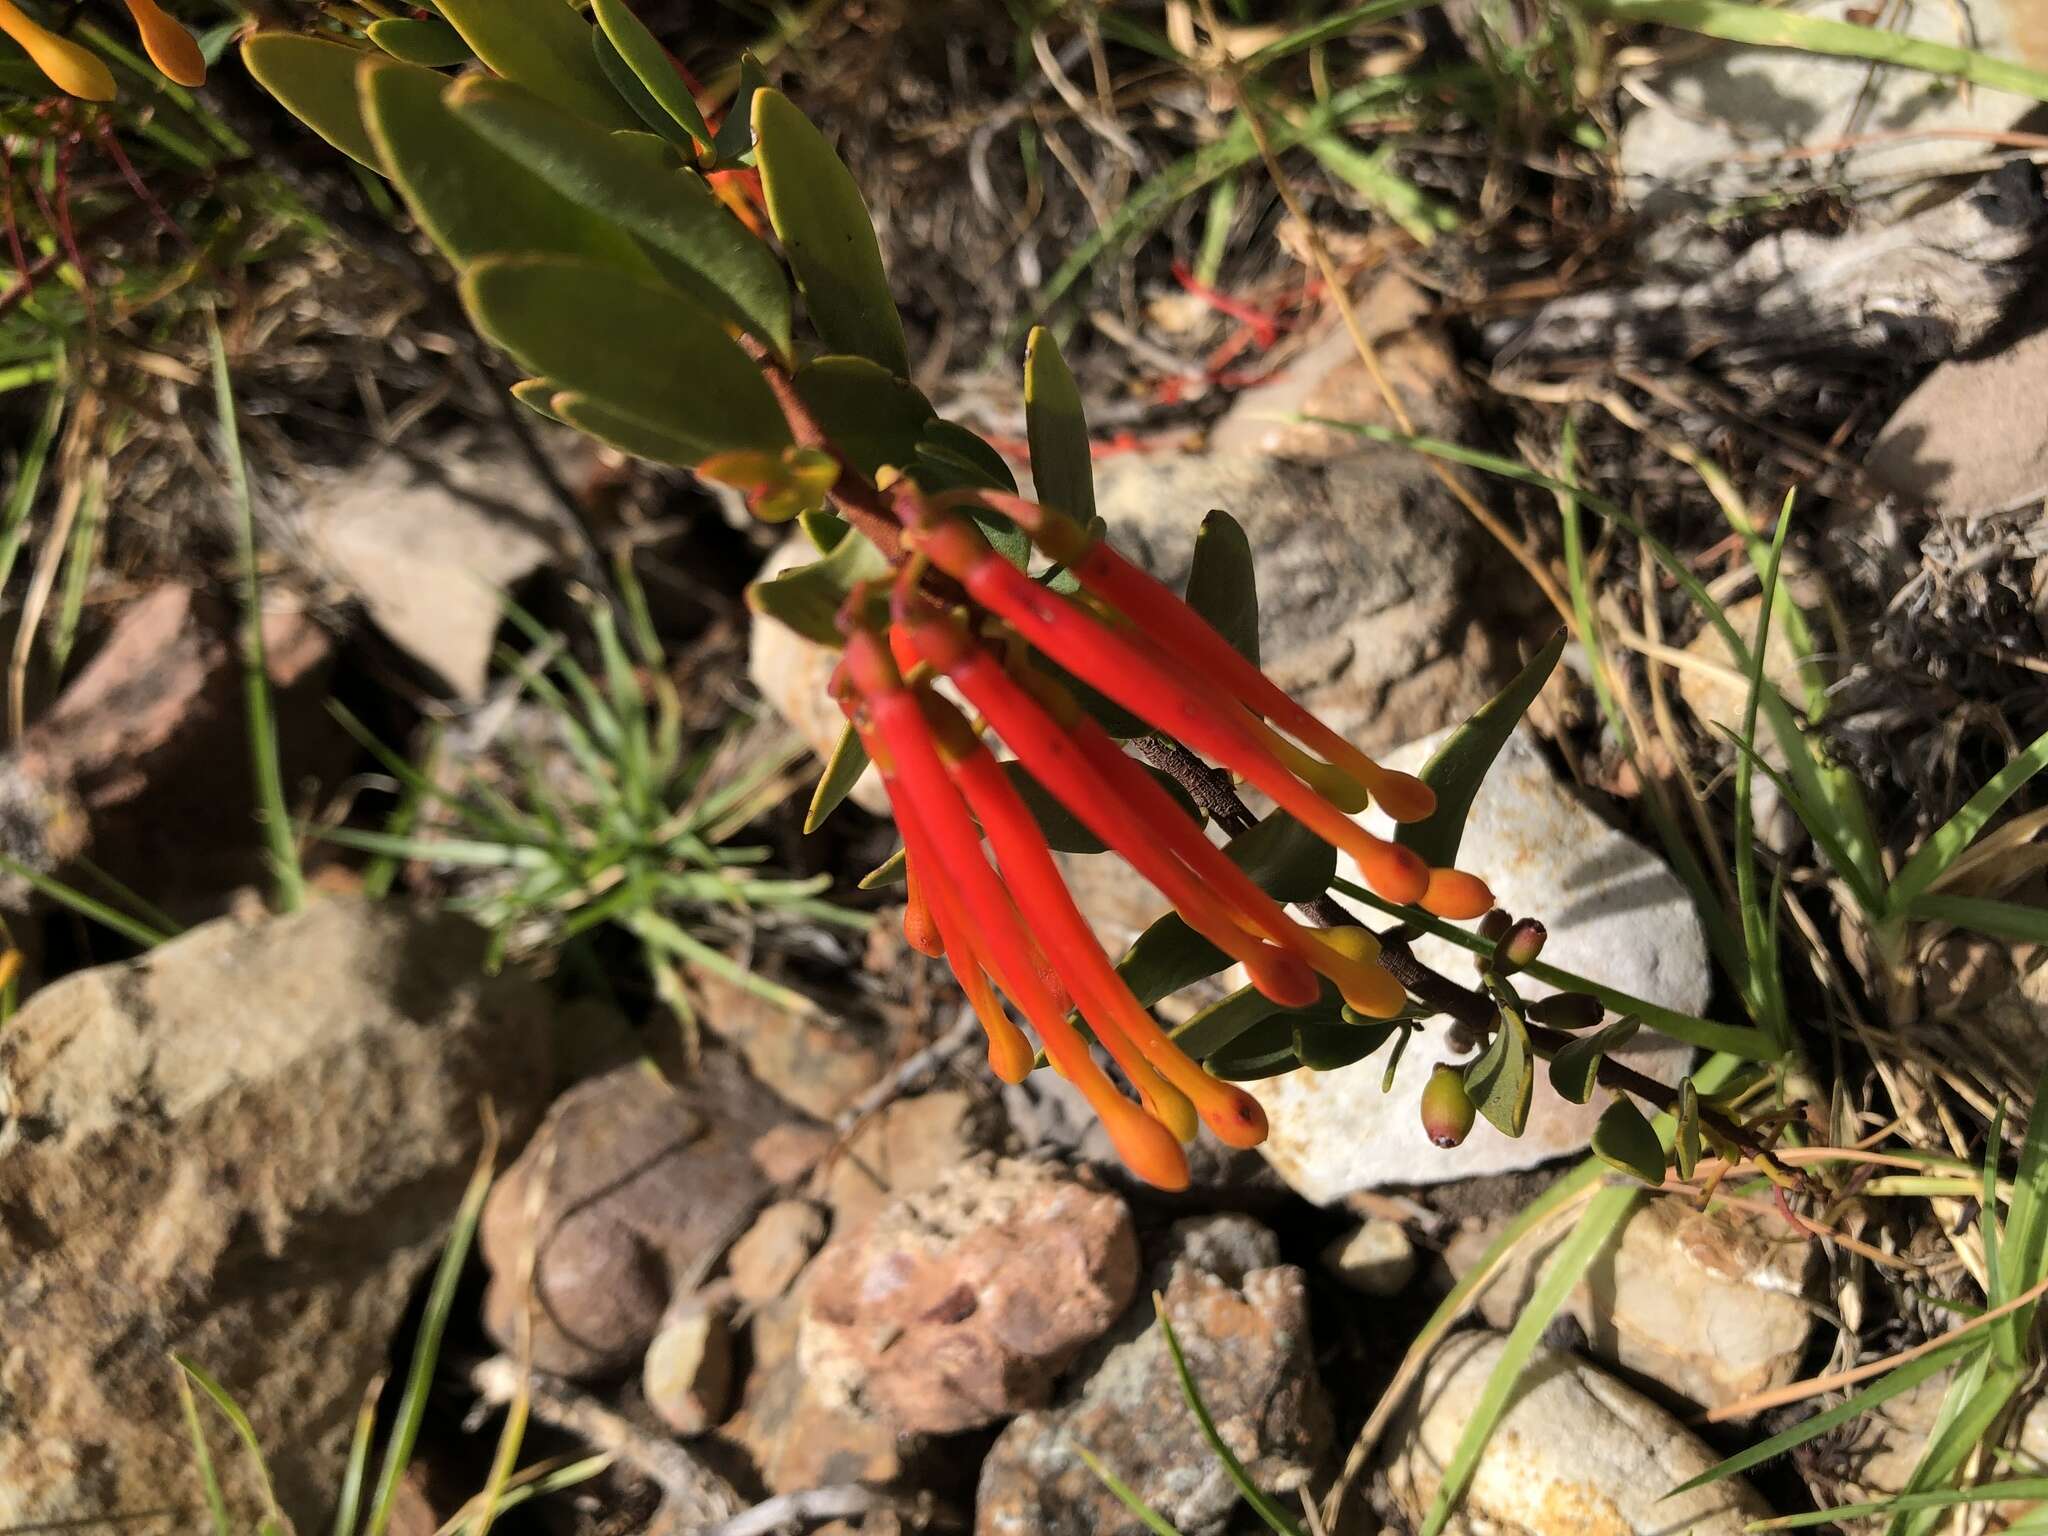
[1576,0,2048,101]
[1732,496,1795,1053]
[210,313,304,914]
[365,1134,497,1536]
[1907,894,2048,946]
[1157,1304,1307,1536]
[313,826,554,869]
[1246,0,1432,66]
[173,1355,287,1531]
[362,726,439,902]
[1300,131,1460,244]
[174,1365,233,1536]
[0,851,174,948]
[49,457,103,680]
[1754,1478,2048,1530]
[629,909,814,1013]
[1887,1347,2019,1536]
[1889,726,2048,918]
[1995,1064,2048,1356]
[1074,1442,1191,1536]
[1421,1182,1638,1536]
[333,1375,384,1536]
[0,371,64,596]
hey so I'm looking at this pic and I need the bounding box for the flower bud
[1497,917,1547,973]
[1528,991,1603,1030]
[1476,909,1512,944]
[1421,1063,1477,1148]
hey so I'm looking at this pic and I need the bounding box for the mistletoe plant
[241,0,1738,1192]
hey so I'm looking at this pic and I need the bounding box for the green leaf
[1908,893,2048,946]
[713,50,768,165]
[1023,324,1095,522]
[753,87,909,374]
[366,16,470,67]
[1996,1063,2048,1360]
[173,1357,286,1532]
[1208,1016,1306,1080]
[800,509,852,553]
[1175,983,1288,1060]
[362,59,653,274]
[744,528,889,646]
[1547,1015,1640,1105]
[1888,725,2048,918]
[433,0,637,129]
[1418,1184,1637,1536]
[1184,509,1259,666]
[805,723,870,833]
[1295,1013,1401,1071]
[550,389,703,465]
[462,254,789,460]
[858,845,907,888]
[1675,1077,1702,1180]
[589,0,711,149]
[447,75,792,355]
[1008,764,1105,853]
[509,376,565,422]
[240,34,381,169]
[1592,1097,1666,1183]
[792,356,933,479]
[1887,1348,2020,1536]
[1397,629,1564,869]
[1465,1007,1533,1137]
[593,29,688,149]
[915,418,1021,494]
[173,1366,232,1536]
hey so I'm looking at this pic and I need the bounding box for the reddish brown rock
[728,1199,827,1304]
[643,1295,734,1436]
[976,1217,1329,1536]
[724,1290,907,1494]
[690,964,887,1120]
[478,1054,811,1377]
[822,1089,1008,1233]
[802,1157,1138,1435]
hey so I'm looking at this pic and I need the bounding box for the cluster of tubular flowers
[0,0,204,101]
[830,489,1496,1191]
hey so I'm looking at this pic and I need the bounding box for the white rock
[1619,0,2046,211]
[1387,1331,1772,1536]
[1256,724,1706,1200]
[1323,1218,1417,1296]
[300,435,559,698]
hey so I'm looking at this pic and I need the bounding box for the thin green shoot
[1730,494,1795,1054]
[0,850,174,948]
[0,370,63,596]
[1073,1441,1190,1536]
[174,1364,233,1536]
[1157,1300,1306,1536]
[333,1375,384,1536]
[208,312,304,914]
[172,1355,289,1535]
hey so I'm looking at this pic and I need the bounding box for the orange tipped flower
[901,856,944,957]
[841,630,1190,1191]
[122,0,204,86]
[0,0,115,98]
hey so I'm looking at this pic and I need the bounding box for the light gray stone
[1324,1217,1418,1297]
[1387,1331,1773,1536]
[0,899,553,1532]
[1618,0,2048,211]
[1256,724,1707,1199]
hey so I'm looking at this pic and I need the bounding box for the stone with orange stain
[1387,1331,1772,1536]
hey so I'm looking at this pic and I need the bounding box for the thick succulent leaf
[753,87,908,374]
[792,357,932,480]
[550,390,701,465]
[1175,984,1287,1061]
[589,0,711,149]
[1397,628,1565,869]
[463,254,788,460]
[713,50,768,165]
[1116,811,1335,1005]
[241,35,381,169]
[744,527,889,646]
[805,723,870,833]
[1023,325,1095,522]
[434,0,637,129]
[448,74,791,355]
[800,509,852,554]
[1184,509,1258,666]
[1295,1013,1401,1071]
[1592,1097,1667,1183]
[1465,1007,1533,1137]
[914,418,1021,495]
[366,17,470,67]
[593,30,691,149]
[509,376,565,423]
[1206,1017,1303,1081]
[859,846,907,889]
[362,59,653,274]
[1547,1014,1641,1105]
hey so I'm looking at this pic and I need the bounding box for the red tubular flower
[920,689,1269,1150]
[899,598,1410,1018]
[901,856,944,958]
[908,511,1491,918]
[840,630,1192,1191]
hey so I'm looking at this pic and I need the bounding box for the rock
[823,1088,1009,1233]
[1257,723,1707,1198]
[1676,591,1823,757]
[728,1198,828,1303]
[1386,1331,1772,1536]
[803,1157,1137,1434]
[1845,1370,2048,1514]
[478,1053,810,1377]
[300,435,559,698]
[0,898,553,1531]
[725,1289,907,1495]
[1091,449,1538,757]
[691,964,887,1120]
[1211,274,1463,463]
[1324,1217,1418,1297]
[749,535,888,815]
[1868,287,2048,521]
[1617,0,2048,211]
[0,582,334,910]
[1444,1195,1814,1414]
[977,1215,1329,1536]
[643,1296,734,1436]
